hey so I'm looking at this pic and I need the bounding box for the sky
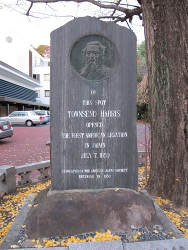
[0,0,145,48]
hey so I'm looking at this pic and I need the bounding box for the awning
[0,96,49,108]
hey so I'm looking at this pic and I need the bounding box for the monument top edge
[50,16,136,40]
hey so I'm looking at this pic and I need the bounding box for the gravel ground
[48,225,173,243]
[12,223,175,248]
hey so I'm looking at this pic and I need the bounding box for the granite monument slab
[50,17,137,190]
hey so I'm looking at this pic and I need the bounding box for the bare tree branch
[27,0,126,12]
[98,15,123,20]
[26,0,142,22]
[125,19,132,30]
[26,1,33,15]
[111,0,121,17]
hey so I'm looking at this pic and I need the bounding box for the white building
[32,49,50,105]
[0,30,50,106]
[0,61,48,117]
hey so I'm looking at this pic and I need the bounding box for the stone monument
[24,18,163,239]
[51,16,137,190]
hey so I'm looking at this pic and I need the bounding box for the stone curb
[140,190,185,239]
[154,201,185,238]
[4,238,188,250]
[0,194,35,249]
[123,238,188,249]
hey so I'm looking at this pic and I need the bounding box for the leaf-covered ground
[0,167,187,248]
[138,166,188,238]
[0,181,51,245]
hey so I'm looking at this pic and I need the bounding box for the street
[0,123,150,167]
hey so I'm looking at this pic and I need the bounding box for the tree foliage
[36,45,50,57]
[137,41,146,83]
[137,40,146,58]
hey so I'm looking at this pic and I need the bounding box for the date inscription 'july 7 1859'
[51,17,137,190]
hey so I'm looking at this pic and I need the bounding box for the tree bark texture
[142,0,188,206]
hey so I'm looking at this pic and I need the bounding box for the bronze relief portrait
[70,35,117,81]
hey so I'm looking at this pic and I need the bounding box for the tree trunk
[142,0,188,206]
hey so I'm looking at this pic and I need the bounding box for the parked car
[34,110,50,124]
[0,119,13,139]
[1,111,45,127]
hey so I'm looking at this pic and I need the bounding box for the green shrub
[137,103,149,121]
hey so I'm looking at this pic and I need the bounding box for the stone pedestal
[25,189,160,238]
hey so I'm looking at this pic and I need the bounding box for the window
[45,90,50,97]
[36,90,40,98]
[10,112,23,117]
[9,112,18,117]
[44,74,50,81]
[34,57,41,67]
[21,112,28,117]
[30,111,37,115]
[33,74,40,81]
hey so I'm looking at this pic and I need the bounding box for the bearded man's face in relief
[80,41,109,80]
[85,44,100,67]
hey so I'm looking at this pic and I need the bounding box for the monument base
[2,188,186,249]
[25,188,160,239]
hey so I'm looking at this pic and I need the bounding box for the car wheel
[26,120,33,127]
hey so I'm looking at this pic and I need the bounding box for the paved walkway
[0,126,50,166]
[0,123,150,167]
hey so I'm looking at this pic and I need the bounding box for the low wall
[0,160,50,198]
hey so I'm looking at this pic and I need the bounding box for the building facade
[0,30,50,106]
[0,61,48,117]
[32,49,50,105]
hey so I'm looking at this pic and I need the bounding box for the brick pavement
[0,126,50,166]
[0,123,150,167]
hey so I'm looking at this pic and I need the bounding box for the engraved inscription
[61,168,128,180]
